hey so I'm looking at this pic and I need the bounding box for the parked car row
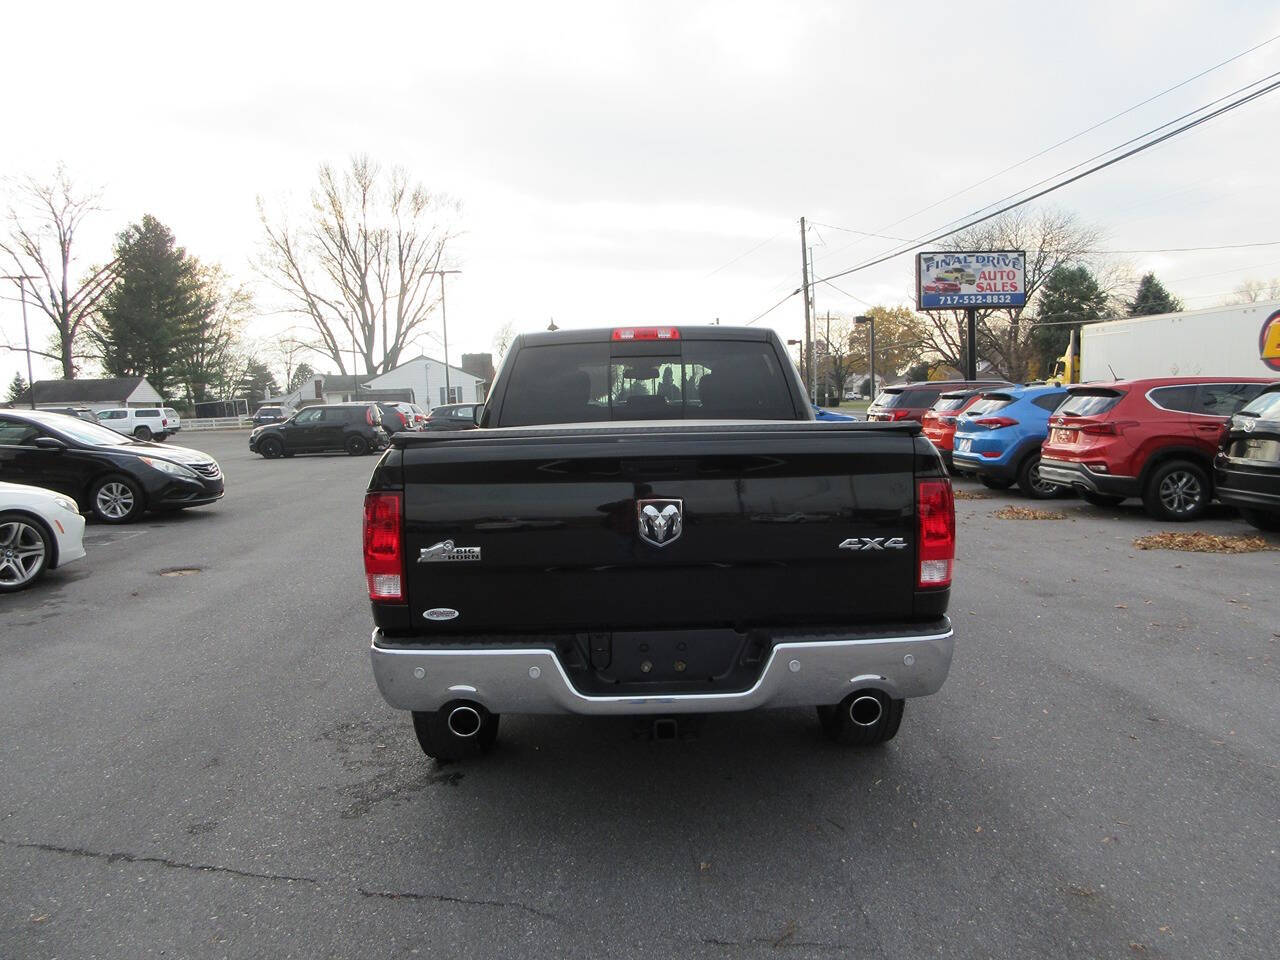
[916,376,1280,530]
[0,409,226,590]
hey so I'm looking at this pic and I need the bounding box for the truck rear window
[499,340,796,426]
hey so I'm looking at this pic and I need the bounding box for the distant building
[10,377,164,413]
[359,356,485,408]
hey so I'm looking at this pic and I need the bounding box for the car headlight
[53,497,79,515]
[139,456,198,479]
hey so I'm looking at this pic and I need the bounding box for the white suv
[96,407,175,441]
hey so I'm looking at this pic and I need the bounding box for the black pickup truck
[365,326,955,760]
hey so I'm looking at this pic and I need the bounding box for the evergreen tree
[287,362,315,393]
[1127,273,1182,317]
[237,359,279,407]
[6,372,29,403]
[90,216,208,397]
[1030,265,1110,375]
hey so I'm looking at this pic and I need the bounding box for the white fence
[181,417,253,431]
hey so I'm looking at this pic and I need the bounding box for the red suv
[921,385,1009,469]
[1039,377,1272,520]
[868,380,1006,423]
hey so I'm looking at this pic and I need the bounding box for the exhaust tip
[652,718,679,741]
[447,705,482,738]
[848,694,883,728]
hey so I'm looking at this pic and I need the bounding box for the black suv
[1216,381,1280,531]
[249,403,388,458]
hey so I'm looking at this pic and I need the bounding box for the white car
[0,481,86,592]
[96,407,176,441]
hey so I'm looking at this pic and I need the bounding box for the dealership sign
[916,251,1026,310]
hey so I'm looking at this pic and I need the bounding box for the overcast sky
[4,0,1280,390]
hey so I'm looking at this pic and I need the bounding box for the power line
[702,230,786,279]
[1087,239,1280,254]
[873,33,1280,236]
[744,288,800,325]
[811,74,1280,288]
[808,36,1280,269]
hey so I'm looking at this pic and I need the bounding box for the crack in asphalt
[698,936,853,952]
[2,837,565,926]
[0,838,320,885]
[357,887,568,926]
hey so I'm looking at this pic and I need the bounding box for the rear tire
[412,703,500,761]
[1143,459,1210,522]
[1082,491,1124,508]
[133,426,152,441]
[979,476,1013,490]
[1239,507,1280,532]
[345,435,369,456]
[1017,453,1060,499]
[817,691,904,746]
[259,437,283,459]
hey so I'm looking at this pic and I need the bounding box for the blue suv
[952,383,1069,498]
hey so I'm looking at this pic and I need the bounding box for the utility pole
[3,275,38,408]
[799,217,813,403]
[428,269,462,402]
[965,307,978,380]
[855,314,874,401]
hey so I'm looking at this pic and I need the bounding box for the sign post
[916,251,1026,379]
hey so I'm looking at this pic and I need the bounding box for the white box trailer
[1081,300,1280,382]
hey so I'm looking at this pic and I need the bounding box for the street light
[427,269,462,402]
[3,274,38,408]
[854,315,874,401]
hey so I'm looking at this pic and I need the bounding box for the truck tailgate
[397,422,921,633]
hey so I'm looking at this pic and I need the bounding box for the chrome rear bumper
[370,619,953,715]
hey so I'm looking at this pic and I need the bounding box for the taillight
[974,416,1018,429]
[363,492,404,603]
[612,327,680,341]
[398,411,408,428]
[366,406,376,426]
[916,479,955,589]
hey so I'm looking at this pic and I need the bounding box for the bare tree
[916,207,1109,381]
[493,321,515,362]
[1229,278,1280,304]
[1,165,118,378]
[256,156,459,376]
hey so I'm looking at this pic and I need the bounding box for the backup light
[363,492,405,603]
[916,479,955,589]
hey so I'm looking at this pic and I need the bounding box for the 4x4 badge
[838,537,908,551]
[637,498,683,547]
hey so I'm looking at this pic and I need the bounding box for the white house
[13,377,165,414]
[359,356,485,409]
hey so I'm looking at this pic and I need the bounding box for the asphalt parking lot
[1,430,1276,960]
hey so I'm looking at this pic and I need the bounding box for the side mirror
[473,406,484,426]
[34,436,67,452]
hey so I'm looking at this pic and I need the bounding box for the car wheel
[817,691,904,746]
[133,426,152,441]
[1017,453,1060,499]
[1238,507,1280,532]
[345,435,369,457]
[90,475,144,524]
[259,437,284,459]
[1143,460,1210,522]
[978,476,1014,490]
[412,703,500,761]
[0,512,52,592]
[1082,491,1124,508]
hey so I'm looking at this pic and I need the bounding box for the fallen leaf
[1133,532,1271,554]
[700,862,710,872]
[1129,943,1146,953]
[1115,603,1128,609]
[975,826,983,833]
[993,506,1067,520]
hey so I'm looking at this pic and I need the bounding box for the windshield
[30,410,139,446]
[1239,388,1280,419]
[931,394,970,413]
[1060,390,1124,417]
